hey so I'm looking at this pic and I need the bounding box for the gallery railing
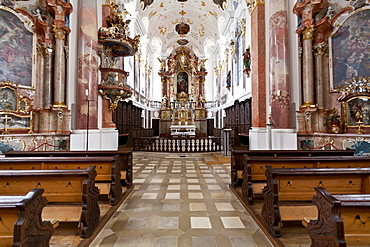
[133,137,223,152]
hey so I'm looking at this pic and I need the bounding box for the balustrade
[133,137,222,152]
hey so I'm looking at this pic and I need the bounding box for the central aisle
[90,152,273,246]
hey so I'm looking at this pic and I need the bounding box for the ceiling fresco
[139,0,227,55]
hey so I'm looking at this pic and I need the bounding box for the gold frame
[0,6,36,89]
[344,96,370,127]
[0,82,32,133]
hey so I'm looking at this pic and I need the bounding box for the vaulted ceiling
[139,0,227,55]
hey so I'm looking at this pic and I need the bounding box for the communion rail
[133,137,223,152]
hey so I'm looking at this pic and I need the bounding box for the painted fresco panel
[0,9,33,86]
[330,9,370,90]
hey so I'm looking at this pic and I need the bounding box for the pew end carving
[307,187,370,247]
[0,188,53,246]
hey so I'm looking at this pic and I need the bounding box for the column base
[70,128,118,151]
[249,128,297,150]
[249,127,268,150]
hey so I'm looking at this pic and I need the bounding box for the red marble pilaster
[76,0,99,130]
[251,4,266,128]
[269,1,291,129]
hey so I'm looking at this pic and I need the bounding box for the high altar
[158,47,207,138]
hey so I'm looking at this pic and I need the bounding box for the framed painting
[176,71,189,94]
[346,96,370,127]
[329,8,370,91]
[0,7,34,88]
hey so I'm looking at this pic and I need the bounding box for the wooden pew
[306,187,370,247]
[0,188,53,247]
[0,166,100,238]
[4,150,133,189]
[231,149,355,188]
[238,154,369,205]
[0,155,124,205]
[262,165,370,238]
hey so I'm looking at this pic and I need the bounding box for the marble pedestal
[70,128,118,151]
[170,125,196,136]
[249,127,297,150]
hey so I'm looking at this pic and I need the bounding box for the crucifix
[1,114,11,134]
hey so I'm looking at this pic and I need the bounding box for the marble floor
[89,152,273,247]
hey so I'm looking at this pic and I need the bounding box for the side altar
[294,2,370,151]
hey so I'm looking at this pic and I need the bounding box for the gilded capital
[313,42,328,57]
[52,25,67,40]
[43,43,55,55]
[245,0,265,15]
[302,25,315,41]
[36,45,46,57]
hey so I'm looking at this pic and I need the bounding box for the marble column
[76,0,99,130]
[302,25,316,106]
[101,99,116,128]
[52,25,67,107]
[36,45,45,109]
[269,0,291,129]
[43,43,54,109]
[314,42,327,108]
[250,3,266,128]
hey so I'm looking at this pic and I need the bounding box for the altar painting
[330,9,370,90]
[0,9,33,86]
[177,71,188,94]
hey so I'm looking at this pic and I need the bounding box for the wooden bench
[0,166,100,238]
[238,154,369,205]
[0,188,53,247]
[231,149,355,188]
[305,187,370,247]
[4,150,133,189]
[262,165,370,238]
[0,155,125,205]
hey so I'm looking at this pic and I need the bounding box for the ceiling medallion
[140,0,154,10]
[177,39,189,45]
[176,22,190,35]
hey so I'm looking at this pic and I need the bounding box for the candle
[85,89,89,97]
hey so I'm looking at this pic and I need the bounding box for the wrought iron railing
[133,137,223,152]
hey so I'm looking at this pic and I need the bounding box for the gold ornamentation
[52,25,67,40]
[36,45,46,57]
[302,25,315,41]
[238,19,246,37]
[198,24,205,37]
[158,26,167,35]
[172,18,193,25]
[313,42,328,56]
[298,46,303,60]
[52,102,67,107]
[245,0,265,14]
[44,43,54,55]
[301,101,316,107]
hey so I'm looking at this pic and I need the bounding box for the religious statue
[199,95,205,108]
[161,95,168,108]
[352,102,363,123]
[243,46,251,77]
[328,108,342,134]
[226,71,231,90]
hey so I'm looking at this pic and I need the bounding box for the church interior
[0,0,370,246]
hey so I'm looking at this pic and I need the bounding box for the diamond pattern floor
[89,152,273,247]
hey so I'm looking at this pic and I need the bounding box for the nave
[89,152,273,247]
